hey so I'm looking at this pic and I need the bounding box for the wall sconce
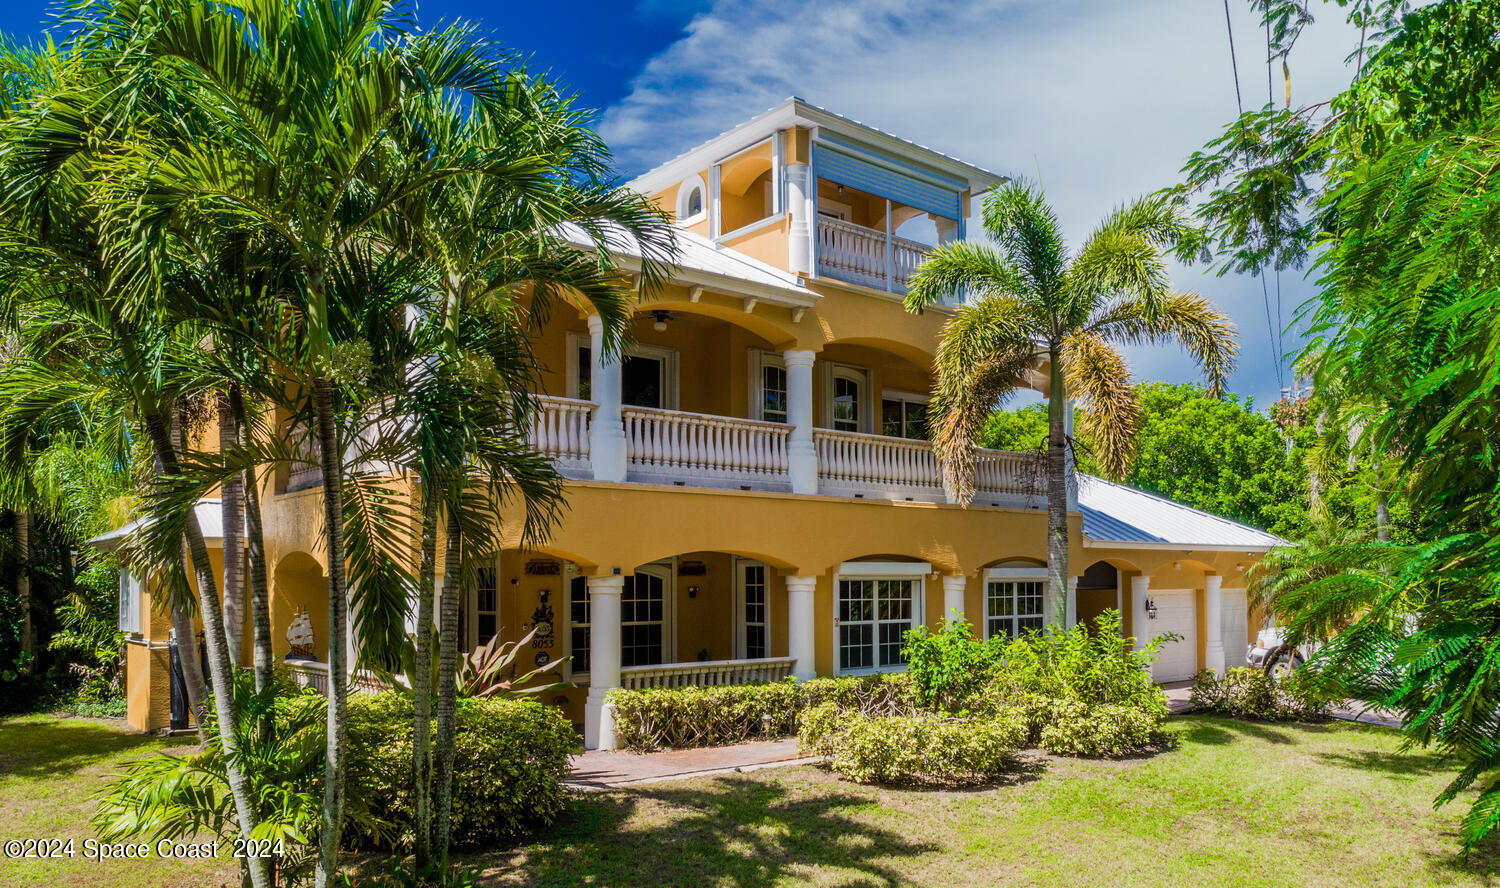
[1145,597,1158,620]
[1172,562,1182,570]
[651,310,672,332]
[688,585,700,598]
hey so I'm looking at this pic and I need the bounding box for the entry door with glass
[621,565,670,667]
[736,561,770,659]
[572,338,676,409]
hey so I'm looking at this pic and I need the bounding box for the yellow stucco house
[106,98,1281,748]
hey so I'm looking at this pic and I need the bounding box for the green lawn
[478,716,1497,888]
[0,714,238,888]
[3,714,1496,887]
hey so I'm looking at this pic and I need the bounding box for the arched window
[676,173,707,223]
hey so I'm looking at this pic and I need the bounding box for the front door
[735,560,770,659]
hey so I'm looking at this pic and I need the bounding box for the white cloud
[599,0,1365,407]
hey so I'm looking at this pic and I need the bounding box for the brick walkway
[567,737,810,790]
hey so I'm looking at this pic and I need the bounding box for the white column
[1130,575,1151,652]
[583,575,624,750]
[941,574,966,622]
[1204,574,1225,677]
[783,349,818,495]
[1066,576,1078,629]
[786,163,813,275]
[587,314,626,483]
[786,576,817,681]
[933,215,959,245]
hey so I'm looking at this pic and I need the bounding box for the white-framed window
[621,567,669,667]
[818,196,852,221]
[118,570,142,635]
[474,566,498,648]
[984,568,1046,640]
[676,173,707,224]
[567,573,591,679]
[749,350,788,423]
[735,560,770,659]
[827,363,869,433]
[567,333,679,409]
[834,562,928,674]
[881,389,929,440]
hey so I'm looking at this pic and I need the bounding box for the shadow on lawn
[0,716,158,781]
[472,775,941,887]
[1313,748,1451,779]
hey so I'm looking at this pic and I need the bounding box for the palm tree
[905,183,1238,623]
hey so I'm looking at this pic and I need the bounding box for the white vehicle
[1246,627,1317,678]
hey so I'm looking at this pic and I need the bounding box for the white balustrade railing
[286,431,322,493]
[974,448,1044,496]
[619,657,797,689]
[816,217,931,293]
[623,405,790,480]
[284,660,329,694]
[529,395,594,465]
[814,428,943,490]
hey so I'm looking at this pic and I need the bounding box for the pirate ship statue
[286,608,316,661]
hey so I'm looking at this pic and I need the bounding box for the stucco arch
[633,298,800,351]
[271,550,330,661]
[721,153,773,197]
[821,335,935,373]
[626,547,799,573]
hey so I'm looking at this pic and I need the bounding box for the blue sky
[0,0,1365,409]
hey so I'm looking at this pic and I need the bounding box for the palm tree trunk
[16,509,33,676]
[231,387,274,743]
[411,489,438,867]
[312,377,349,888]
[218,393,245,667]
[1373,451,1391,543]
[1045,349,1069,627]
[144,409,270,888]
[433,503,462,864]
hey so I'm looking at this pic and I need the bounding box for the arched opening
[1076,560,1121,634]
[272,551,329,663]
[719,144,775,234]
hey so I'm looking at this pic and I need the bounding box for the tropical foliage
[905,184,1237,621]
[1177,0,1500,848]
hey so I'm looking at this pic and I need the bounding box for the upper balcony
[630,98,1006,300]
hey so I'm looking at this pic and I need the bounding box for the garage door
[1147,590,1198,682]
[1221,587,1248,669]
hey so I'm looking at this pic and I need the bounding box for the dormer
[629,97,1007,298]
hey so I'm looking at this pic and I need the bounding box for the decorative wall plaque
[525,559,561,576]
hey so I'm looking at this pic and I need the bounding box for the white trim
[675,173,707,226]
[832,569,927,675]
[563,565,589,685]
[631,561,675,667]
[749,349,788,423]
[839,560,932,577]
[981,572,1046,641]
[717,212,786,244]
[118,570,142,636]
[984,567,1049,580]
[817,196,852,221]
[826,362,870,433]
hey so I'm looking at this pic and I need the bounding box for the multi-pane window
[475,567,498,646]
[986,579,1045,640]
[761,363,788,423]
[833,371,862,432]
[622,572,666,668]
[569,576,590,675]
[882,395,928,440]
[741,564,768,659]
[838,578,916,671]
[118,571,141,635]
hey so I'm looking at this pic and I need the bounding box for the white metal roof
[559,221,815,306]
[88,499,223,551]
[1078,476,1284,551]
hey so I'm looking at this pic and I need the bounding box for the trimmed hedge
[799,702,1026,785]
[288,691,578,848]
[1190,666,1334,721]
[608,674,917,752]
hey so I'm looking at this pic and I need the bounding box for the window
[475,567,497,647]
[118,570,142,635]
[622,570,666,667]
[831,366,866,432]
[568,334,678,409]
[751,351,788,423]
[882,391,928,440]
[676,173,708,223]
[838,578,917,671]
[986,578,1045,640]
[569,575,590,675]
[738,562,768,659]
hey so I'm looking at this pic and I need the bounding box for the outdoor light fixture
[1145,597,1158,620]
[1173,561,1182,570]
[651,310,672,332]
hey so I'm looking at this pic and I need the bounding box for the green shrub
[1190,667,1334,721]
[812,712,1026,785]
[609,674,919,752]
[901,619,1001,712]
[1034,698,1171,756]
[334,692,577,847]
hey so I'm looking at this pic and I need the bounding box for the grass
[0,713,238,888]
[474,716,1497,888]
[3,713,1496,887]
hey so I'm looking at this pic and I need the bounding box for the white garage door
[1221,587,1248,669]
[1147,590,1198,682]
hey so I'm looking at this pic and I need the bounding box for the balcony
[816,217,931,295]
